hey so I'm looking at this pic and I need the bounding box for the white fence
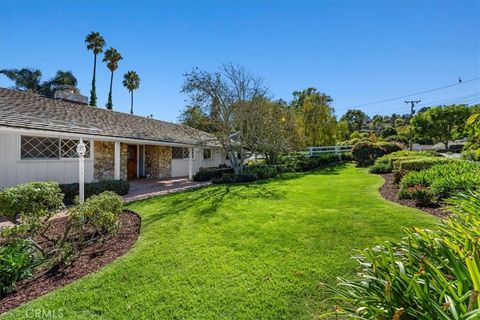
[302,145,353,157]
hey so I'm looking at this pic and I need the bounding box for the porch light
[76,139,86,157]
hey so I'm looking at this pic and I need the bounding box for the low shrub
[60,180,129,205]
[368,161,391,174]
[244,165,277,180]
[370,150,440,174]
[0,181,64,222]
[51,191,124,267]
[323,190,480,318]
[70,191,124,241]
[399,160,480,200]
[236,174,257,182]
[405,184,434,205]
[392,157,455,183]
[0,240,37,297]
[462,148,480,161]
[193,167,234,182]
[352,141,401,167]
[212,173,237,184]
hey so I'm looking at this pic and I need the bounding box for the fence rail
[301,145,353,157]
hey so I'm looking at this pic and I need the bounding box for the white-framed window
[172,147,194,160]
[203,148,212,160]
[21,136,91,160]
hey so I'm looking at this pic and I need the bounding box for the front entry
[127,145,137,179]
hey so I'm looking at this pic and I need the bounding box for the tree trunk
[107,71,114,110]
[228,150,244,175]
[90,54,97,106]
[130,91,134,114]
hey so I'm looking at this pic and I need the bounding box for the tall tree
[178,105,215,133]
[103,47,123,110]
[300,93,337,146]
[290,88,336,146]
[40,70,78,97]
[122,70,140,114]
[411,104,473,149]
[85,31,106,107]
[0,68,42,92]
[340,109,370,134]
[182,63,269,174]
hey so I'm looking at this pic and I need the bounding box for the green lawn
[2,164,436,319]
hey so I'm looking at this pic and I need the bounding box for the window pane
[21,136,60,159]
[203,149,212,160]
[60,139,90,158]
[172,147,184,159]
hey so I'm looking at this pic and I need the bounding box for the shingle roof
[0,88,220,147]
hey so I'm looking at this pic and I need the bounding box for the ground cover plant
[399,161,480,202]
[0,164,435,319]
[323,191,480,319]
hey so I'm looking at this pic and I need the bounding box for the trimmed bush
[60,180,129,205]
[324,191,480,318]
[244,165,277,180]
[352,142,387,167]
[368,162,391,174]
[70,191,124,240]
[370,150,440,174]
[0,181,64,222]
[0,240,37,297]
[193,167,234,182]
[399,160,480,200]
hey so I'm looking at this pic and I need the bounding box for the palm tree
[0,68,43,92]
[122,71,140,114]
[40,70,79,97]
[103,47,123,110]
[85,32,106,107]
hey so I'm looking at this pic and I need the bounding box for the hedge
[369,150,440,174]
[59,180,130,205]
[193,167,234,182]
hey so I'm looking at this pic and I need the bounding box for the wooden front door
[127,145,137,179]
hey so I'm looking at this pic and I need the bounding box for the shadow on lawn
[139,162,348,227]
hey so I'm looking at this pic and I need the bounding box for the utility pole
[405,100,421,151]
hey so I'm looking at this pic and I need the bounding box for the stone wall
[145,145,172,178]
[94,141,127,181]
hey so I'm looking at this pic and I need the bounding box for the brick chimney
[54,85,88,105]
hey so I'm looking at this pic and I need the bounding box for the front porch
[124,177,210,203]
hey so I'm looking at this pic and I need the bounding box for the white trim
[0,126,218,148]
[188,147,193,180]
[114,141,121,180]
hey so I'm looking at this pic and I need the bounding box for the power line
[337,77,480,111]
[361,92,480,115]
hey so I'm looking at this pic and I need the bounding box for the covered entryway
[127,145,137,179]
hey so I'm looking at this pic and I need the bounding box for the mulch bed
[0,210,141,315]
[379,173,449,218]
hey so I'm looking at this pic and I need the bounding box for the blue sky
[1,0,479,122]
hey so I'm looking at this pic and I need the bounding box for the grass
[2,164,436,319]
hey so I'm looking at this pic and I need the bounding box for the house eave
[0,125,221,149]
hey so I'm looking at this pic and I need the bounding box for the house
[0,87,227,189]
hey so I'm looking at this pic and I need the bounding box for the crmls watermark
[25,308,65,319]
